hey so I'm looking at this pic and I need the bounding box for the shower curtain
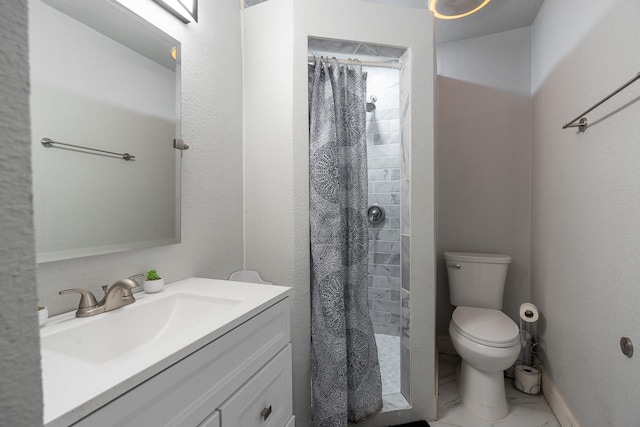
[309,57,383,426]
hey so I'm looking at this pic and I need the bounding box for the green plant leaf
[146,269,161,281]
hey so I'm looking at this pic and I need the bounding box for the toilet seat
[451,307,519,348]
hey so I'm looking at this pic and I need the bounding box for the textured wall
[436,27,532,335]
[0,0,43,425]
[531,0,640,424]
[244,0,436,424]
[35,0,245,316]
[366,66,402,337]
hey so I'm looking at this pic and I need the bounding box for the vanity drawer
[75,298,290,427]
[219,345,292,427]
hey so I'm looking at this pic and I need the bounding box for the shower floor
[375,333,400,395]
[375,333,410,411]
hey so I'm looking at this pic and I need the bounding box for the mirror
[30,0,182,263]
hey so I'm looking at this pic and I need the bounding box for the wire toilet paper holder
[514,303,542,394]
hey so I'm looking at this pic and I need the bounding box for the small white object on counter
[38,306,48,327]
[142,278,164,293]
[40,277,291,427]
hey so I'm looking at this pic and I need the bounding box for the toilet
[444,252,520,421]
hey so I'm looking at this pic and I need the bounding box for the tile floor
[375,333,401,395]
[432,354,560,427]
[375,333,411,411]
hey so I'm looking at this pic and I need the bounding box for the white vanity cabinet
[73,297,294,427]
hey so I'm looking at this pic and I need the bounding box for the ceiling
[434,0,546,44]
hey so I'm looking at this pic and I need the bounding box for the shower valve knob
[367,204,385,225]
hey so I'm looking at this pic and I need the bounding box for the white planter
[143,278,164,293]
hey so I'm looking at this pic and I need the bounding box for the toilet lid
[444,252,512,264]
[451,307,519,348]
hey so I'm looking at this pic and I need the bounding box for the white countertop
[40,277,290,427]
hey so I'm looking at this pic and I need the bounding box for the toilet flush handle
[449,264,461,269]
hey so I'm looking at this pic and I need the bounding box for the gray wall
[436,27,532,335]
[531,0,640,424]
[366,66,402,337]
[0,0,43,425]
[35,0,246,316]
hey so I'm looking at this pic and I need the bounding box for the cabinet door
[219,345,292,427]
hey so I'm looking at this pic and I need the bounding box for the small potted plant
[143,269,164,293]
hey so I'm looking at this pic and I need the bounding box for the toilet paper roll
[519,303,539,323]
[514,365,541,394]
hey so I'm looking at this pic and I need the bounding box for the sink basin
[40,277,290,427]
[42,293,242,364]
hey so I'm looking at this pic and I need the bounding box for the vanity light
[428,0,491,20]
[152,0,198,23]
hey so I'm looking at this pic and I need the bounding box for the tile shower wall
[366,66,401,337]
[399,50,411,402]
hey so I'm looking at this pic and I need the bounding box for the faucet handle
[59,288,99,311]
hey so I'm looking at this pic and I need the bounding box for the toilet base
[458,360,508,421]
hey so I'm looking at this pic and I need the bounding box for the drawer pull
[260,405,272,421]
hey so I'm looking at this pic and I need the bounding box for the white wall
[531,0,640,424]
[0,1,43,425]
[436,27,532,335]
[243,0,436,424]
[35,0,246,316]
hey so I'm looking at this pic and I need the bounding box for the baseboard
[541,369,581,427]
[436,334,457,356]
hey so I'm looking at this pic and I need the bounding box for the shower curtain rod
[307,56,401,70]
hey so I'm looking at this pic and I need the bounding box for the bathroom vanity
[40,278,294,427]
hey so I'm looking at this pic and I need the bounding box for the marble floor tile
[375,333,401,395]
[375,334,411,413]
[382,392,411,412]
[433,355,560,427]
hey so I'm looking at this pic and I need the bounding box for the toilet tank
[444,252,512,310]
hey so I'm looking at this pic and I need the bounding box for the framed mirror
[30,0,182,263]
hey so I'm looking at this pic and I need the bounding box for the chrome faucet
[59,277,139,318]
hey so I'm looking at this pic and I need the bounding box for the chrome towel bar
[41,137,135,161]
[563,71,640,132]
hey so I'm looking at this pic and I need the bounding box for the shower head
[366,96,377,113]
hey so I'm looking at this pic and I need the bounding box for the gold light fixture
[428,0,491,20]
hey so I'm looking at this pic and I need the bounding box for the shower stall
[364,65,403,398]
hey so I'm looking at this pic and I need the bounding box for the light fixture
[152,0,198,23]
[428,0,491,20]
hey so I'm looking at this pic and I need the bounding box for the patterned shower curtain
[309,57,383,426]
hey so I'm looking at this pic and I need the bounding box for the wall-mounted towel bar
[563,71,640,132]
[41,138,135,161]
